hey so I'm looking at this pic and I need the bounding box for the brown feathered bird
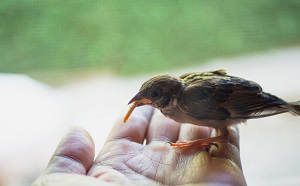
[124,69,300,149]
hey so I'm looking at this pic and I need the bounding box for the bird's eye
[150,90,160,99]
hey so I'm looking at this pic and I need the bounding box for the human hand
[33,106,246,186]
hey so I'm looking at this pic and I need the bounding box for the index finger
[106,105,154,144]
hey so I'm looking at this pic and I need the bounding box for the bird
[124,69,300,150]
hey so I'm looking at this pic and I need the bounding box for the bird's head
[128,75,184,109]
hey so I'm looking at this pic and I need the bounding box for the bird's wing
[178,75,287,120]
[179,69,227,80]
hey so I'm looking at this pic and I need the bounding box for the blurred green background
[1,0,300,81]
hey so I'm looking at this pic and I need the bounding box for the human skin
[32,106,246,186]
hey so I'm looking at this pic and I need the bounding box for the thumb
[43,126,95,175]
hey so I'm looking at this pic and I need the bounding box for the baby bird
[125,69,300,150]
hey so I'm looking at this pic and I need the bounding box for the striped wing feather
[178,73,288,120]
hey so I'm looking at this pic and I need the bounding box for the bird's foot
[168,136,222,151]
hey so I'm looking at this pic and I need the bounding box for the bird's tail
[288,101,300,115]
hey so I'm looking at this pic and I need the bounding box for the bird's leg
[168,127,229,150]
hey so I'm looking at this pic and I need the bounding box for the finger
[227,125,240,150]
[44,126,95,175]
[146,110,181,144]
[178,124,212,141]
[106,105,153,144]
[210,126,242,169]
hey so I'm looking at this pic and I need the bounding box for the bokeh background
[1,1,300,186]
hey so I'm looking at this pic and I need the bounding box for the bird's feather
[178,74,289,120]
[179,69,227,80]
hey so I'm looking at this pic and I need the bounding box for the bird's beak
[128,93,152,107]
[124,93,152,123]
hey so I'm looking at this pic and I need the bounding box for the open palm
[33,106,246,186]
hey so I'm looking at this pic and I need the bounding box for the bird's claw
[167,141,218,151]
[167,137,221,151]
